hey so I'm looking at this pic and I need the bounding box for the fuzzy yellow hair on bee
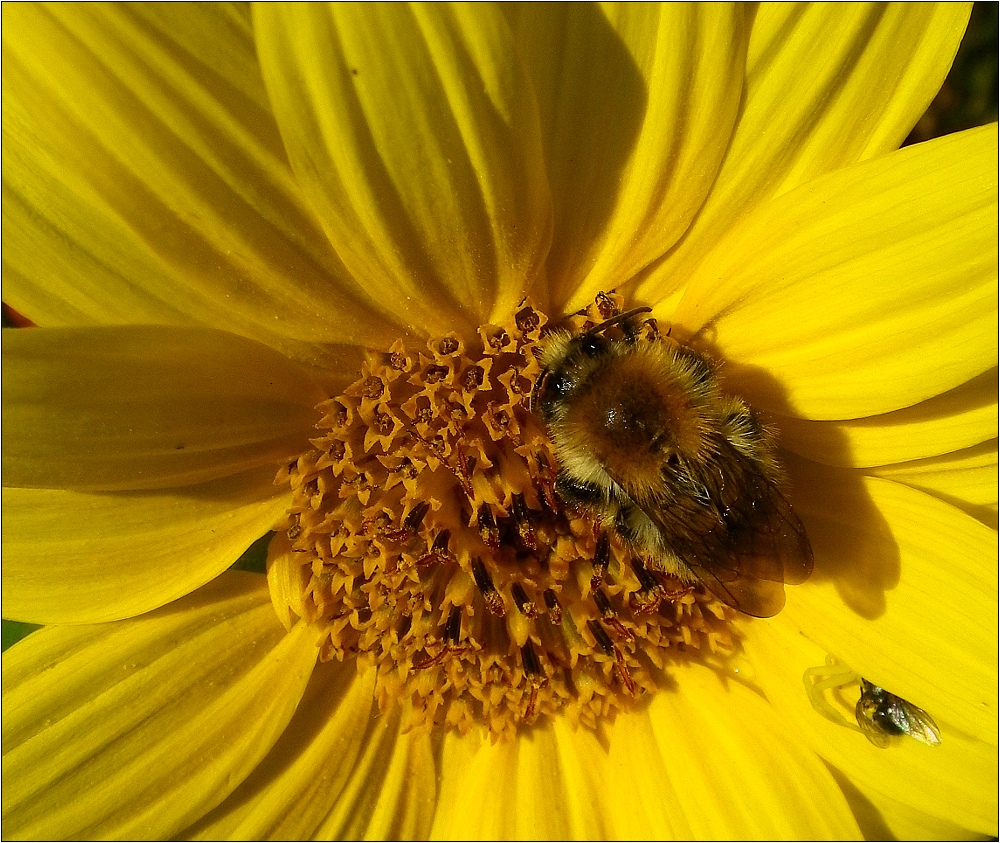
[531,305,812,618]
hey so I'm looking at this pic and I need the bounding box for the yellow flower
[2,3,996,839]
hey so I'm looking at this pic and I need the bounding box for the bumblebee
[531,305,813,617]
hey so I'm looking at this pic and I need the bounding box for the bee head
[529,307,651,421]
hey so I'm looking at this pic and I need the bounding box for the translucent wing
[856,680,942,748]
[621,438,813,618]
[856,706,893,749]
[881,693,943,746]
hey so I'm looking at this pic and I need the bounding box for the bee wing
[628,440,813,618]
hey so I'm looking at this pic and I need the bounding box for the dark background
[905,1,998,144]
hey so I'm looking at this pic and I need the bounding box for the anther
[512,582,537,618]
[588,620,637,695]
[477,504,500,549]
[455,444,475,499]
[543,589,563,625]
[415,606,465,670]
[372,407,395,435]
[445,604,462,644]
[522,643,546,723]
[591,531,610,590]
[424,364,450,383]
[515,307,539,337]
[596,291,618,320]
[593,588,614,617]
[437,336,461,356]
[486,327,510,352]
[472,556,505,616]
[362,377,385,400]
[416,530,452,567]
[415,648,453,670]
[587,619,614,655]
[374,500,428,541]
[525,685,539,722]
[511,493,537,549]
[594,588,634,641]
[631,557,659,591]
[462,365,485,390]
[404,501,430,533]
[521,641,544,683]
[326,401,349,429]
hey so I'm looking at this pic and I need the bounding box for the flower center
[275,294,736,738]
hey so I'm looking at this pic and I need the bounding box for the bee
[530,304,813,617]
[855,679,942,748]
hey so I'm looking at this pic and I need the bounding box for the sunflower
[2,3,997,840]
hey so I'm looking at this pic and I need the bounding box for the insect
[855,678,942,748]
[530,303,813,617]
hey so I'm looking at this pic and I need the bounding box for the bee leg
[554,473,607,507]
[613,501,658,551]
[619,314,641,344]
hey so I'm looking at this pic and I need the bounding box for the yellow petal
[2,467,288,624]
[2,325,325,490]
[432,661,859,838]
[866,440,998,528]
[311,714,436,840]
[641,2,972,289]
[2,4,398,364]
[605,662,861,838]
[675,125,998,419]
[1,573,318,841]
[182,662,409,840]
[785,457,998,743]
[505,4,747,309]
[861,786,995,841]
[742,615,998,836]
[254,3,551,335]
[778,369,998,467]
[430,721,615,838]
[265,529,311,632]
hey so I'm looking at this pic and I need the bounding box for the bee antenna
[587,306,653,336]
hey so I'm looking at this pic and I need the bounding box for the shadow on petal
[689,344,901,620]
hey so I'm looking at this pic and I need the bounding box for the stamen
[544,588,563,625]
[587,619,615,655]
[512,582,537,618]
[472,556,506,617]
[511,493,537,549]
[445,604,463,644]
[477,504,500,549]
[417,529,452,567]
[403,500,430,533]
[591,531,610,590]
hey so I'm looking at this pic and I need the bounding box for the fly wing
[884,695,942,746]
[623,438,813,618]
